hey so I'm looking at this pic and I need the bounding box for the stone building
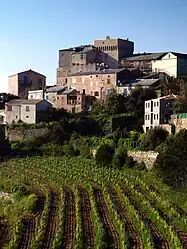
[57,36,134,87]
[94,36,134,68]
[5,99,52,124]
[8,69,46,99]
[121,52,187,77]
[66,68,140,99]
[44,86,90,113]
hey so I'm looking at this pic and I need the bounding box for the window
[154,114,156,120]
[145,115,147,120]
[30,95,33,99]
[148,114,150,120]
[90,76,92,78]
[96,75,98,77]
[106,89,110,95]
[157,101,159,107]
[16,116,18,119]
[154,102,156,107]
[45,95,48,100]
[157,114,159,120]
[26,106,30,112]
[80,54,84,60]
[145,103,147,108]
[108,75,110,78]
[26,116,29,118]
[107,79,111,84]
[94,91,99,96]
[83,89,85,94]
[7,105,12,111]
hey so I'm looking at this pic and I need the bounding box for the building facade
[121,52,187,77]
[66,68,139,99]
[57,36,134,87]
[28,90,44,100]
[44,86,89,113]
[8,69,46,99]
[117,79,160,96]
[94,36,134,68]
[143,95,178,132]
[5,99,52,124]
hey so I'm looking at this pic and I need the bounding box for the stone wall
[128,150,158,170]
[6,127,49,141]
[171,115,187,133]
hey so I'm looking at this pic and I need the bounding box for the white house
[5,99,52,124]
[28,90,44,100]
[152,52,187,78]
[123,52,187,78]
[143,94,178,132]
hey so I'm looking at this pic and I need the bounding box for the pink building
[8,69,46,99]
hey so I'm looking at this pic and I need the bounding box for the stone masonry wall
[6,128,49,141]
[128,150,159,170]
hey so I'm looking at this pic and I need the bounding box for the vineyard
[0,156,187,249]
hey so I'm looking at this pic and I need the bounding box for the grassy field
[0,156,187,249]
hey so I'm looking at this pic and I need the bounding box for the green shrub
[154,129,187,188]
[140,127,169,151]
[40,143,64,156]
[125,155,135,168]
[95,144,115,166]
[62,142,78,157]
[93,137,114,150]
[112,147,128,169]
[117,131,141,150]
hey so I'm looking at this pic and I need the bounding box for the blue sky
[0,0,187,92]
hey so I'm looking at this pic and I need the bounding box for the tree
[0,93,19,109]
[91,89,126,117]
[95,144,115,166]
[140,127,169,151]
[126,86,157,124]
[154,129,187,188]
[174,80,187,113]
[104,89,126,115]
[164,77,187,95]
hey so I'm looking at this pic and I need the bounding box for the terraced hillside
[0,156,187,249]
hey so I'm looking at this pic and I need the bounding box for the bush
[93,137,114,150]
[40,143,64,156]
[140,127,169,151]
[112,147,128,169]
[154,129,187,188]
[95,144,115,166]
[62,142,78,157]
[125,155,135,168]
[118,131,141,150]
